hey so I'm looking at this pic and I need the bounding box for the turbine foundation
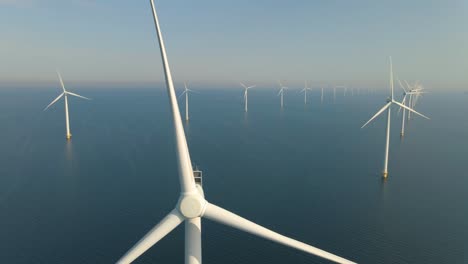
[382,172,388,178]
[66,134,72,140]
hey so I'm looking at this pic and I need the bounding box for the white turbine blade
[404,80,411,91]
[389,56,394,100]
[277,89,283,96]
[247,85,256,89]
[361,102,391,129]
[66,92,91,100]
[397,78,407,93]
[392,101,430,120]
[149,0,196,193]
[397,95,406,114]
[203,203,356,264]
[178,90,187,99]
[44,93,64,111]
[56,70,67,92]
[116,209,184,264]
[185,217,202,264]
[240,82,247,89]
[186,89,199,93]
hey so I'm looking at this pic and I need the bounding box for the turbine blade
[389,56,394,100]
[240,82,247,89]
[149,0,197,193]
[397,78,407,93]
[44,93,64,111]
[203,203,356,264]
[116,209,184,264]
[185,217,202,264]
[66,92,91,100]
[361,102,391,129]
[56,70,66,92]
[178,90,187,99]
[404,80,411,90]
[277,89,282,96]
[247,85,256,89]
[393,101,430,120]
[397,95,406,114]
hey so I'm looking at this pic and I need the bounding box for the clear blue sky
[0,0,466,89]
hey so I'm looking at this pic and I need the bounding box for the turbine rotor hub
[178,194,206,219]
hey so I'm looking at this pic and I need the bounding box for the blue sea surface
[0,86,466,263]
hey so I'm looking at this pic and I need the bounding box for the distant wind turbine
[278,81,288,108]
[240,82,256,112]
[397,79,425,137]
[179,82,196,121]
[44,70,90,140]
[116,1,357,264]
[361,57,429,178]
[300,80,312,104]
[333,86,336,103]
[321,87,324,103]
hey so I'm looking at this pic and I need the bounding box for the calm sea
[0,86,466,263]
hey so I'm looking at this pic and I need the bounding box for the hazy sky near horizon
[0,0,467,89]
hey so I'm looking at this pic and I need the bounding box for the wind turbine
[116,1,356,264]
[321,87,324,103]
[44,70,90,140]
[240,82,256,112]
[300,80,312,104]
[397,79,425,137]
[333,86,336,103]
[402,80,424,121]
[361,57,429,178]
[278,81,288,108]
[179,82,196,121]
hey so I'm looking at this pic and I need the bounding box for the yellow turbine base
[382,172,388,178]
[66,134,72,140]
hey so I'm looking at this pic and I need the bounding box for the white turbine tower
[321,87,324,103]
[179,82,196,121]
[361,57,429,178]
[44,70,90,140]
[300,80,312,104]
[240,82,256,112]
[278,81,288,108]
[333,86,336,103]
[116,2,356,264]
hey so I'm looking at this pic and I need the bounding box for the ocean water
[0,86,466,264]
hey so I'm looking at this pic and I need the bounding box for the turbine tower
[361,57,429,178]
[44,70,90,140]
[321,87,324,103]
[116,1,356,264]
[179,82,196,121]
[300,80,312,104]
[240,82,256,112]
[278,81,288,108]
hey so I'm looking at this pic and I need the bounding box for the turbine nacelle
[177,190,207,219]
